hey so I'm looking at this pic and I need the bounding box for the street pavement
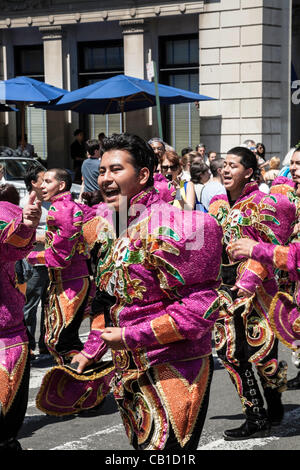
[18,318,300,452]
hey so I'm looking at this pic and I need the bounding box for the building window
[159,35,200,153]
[14,45,47,160]
[78,40,124,138]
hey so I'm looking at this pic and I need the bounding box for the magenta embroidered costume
[0,202,36,447]
[94,186,223,450]
[27,192,102,365]
[209,181,296,419]
[153,172,176,204]
[31,195,115,416]
[246,235,300,351]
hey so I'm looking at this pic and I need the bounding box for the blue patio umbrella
[38,74,215,133]
[0,76,67,148]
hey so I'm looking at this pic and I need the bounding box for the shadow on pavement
[18,414,75,439]
[209,413,245,421]
[19,394,119,439]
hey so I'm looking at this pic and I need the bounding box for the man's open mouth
[103,188,120,199]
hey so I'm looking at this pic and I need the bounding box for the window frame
[77,39,124,137]
[159,34,199,150]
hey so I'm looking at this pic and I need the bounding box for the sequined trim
[269,292,298,351]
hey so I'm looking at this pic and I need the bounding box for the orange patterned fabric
[154,357,210,447]
[242,259,268,281]
[91,314,105,331]
[151,314,184,345]
[113,356,211,449]
[5,220,32,248]
[273,246,289,271]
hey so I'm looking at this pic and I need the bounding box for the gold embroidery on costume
[0,344,28,415]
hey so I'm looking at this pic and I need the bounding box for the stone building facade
[0,0,297,168]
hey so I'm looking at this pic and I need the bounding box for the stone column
[119,19,151,141]
[0,29,16,147]
[39,25,69,169]
[199,0,292,160]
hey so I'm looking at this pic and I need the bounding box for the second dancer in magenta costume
[208,146,296,440]
[26,169,105,365]
[230,147,300,391]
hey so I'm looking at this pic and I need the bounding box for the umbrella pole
[153,61,163,141]
[21,103,25,150]
[120,98,125,133]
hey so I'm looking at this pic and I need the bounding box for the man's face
[31,171,45,200]
[41,171,66,201]
[77,132,84,143]
[222,154,253,196]
[198,146,206,157]
[208,152,217,163]
[98,149,149,212]
[290,151,300,184]
[150,142,165,159]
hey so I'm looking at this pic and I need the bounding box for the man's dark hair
[49,168,72,191]
[0,183,20,205]
[102,133,155,187]
[24,163,45,192]
[86,139,100,157]
[209,157,224,177]
[196,143,205,151]
[227,146,258,179]
[181,147,193,157]
[74,128,83,137]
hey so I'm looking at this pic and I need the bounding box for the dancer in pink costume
[0,193,41,450]
[209,146,296,440]
[75,133,223,450]
[26,169,103,365]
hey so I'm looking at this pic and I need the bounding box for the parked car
[0,147,81,200]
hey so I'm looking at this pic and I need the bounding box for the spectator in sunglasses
[160,151,195,210]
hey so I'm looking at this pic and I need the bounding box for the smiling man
[76,132,223,451]
[209,146,296,441]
